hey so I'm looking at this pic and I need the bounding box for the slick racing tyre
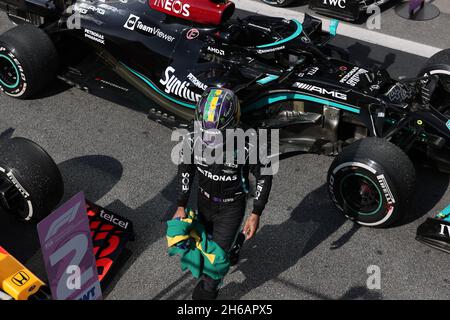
[0,24,58,99]
[260,0,296,7]
[327,138,416,228]
[421,48,450,93]
[0,138,64,222]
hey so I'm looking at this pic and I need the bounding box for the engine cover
[149,0,235,25]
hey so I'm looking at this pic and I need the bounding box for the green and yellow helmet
[195,87,241,131]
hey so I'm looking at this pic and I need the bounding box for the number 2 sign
[37,192,102,300]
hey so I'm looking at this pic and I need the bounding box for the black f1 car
[0,0,448,229]
[308,0,392,21]
[259,0,393,22]
[0,136,135,299]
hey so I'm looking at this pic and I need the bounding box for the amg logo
[439,224,450,237]
[294,82,348,100]
[153,0,190,17]
[160,67,202,103]
[323,0,346,8]
[76,3,106,15]
[377,174,395,204]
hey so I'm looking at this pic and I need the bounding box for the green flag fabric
[166,210,230,280]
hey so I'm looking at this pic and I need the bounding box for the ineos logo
[12,271,30,286]
[323,0,346,8]
[153,0,190,17]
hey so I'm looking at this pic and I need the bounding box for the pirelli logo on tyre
[11,271,30,287]
[377,174,395,205]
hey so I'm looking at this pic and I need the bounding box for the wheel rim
[339,173,383,216]
[0,172,27,219]
[0,54,20,89]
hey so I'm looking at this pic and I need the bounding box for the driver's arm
[250,160,273,216]
[176,140,195,210]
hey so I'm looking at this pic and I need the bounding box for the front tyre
[0,138,64,222]
[327,138,416,228]
[0,24,58,99]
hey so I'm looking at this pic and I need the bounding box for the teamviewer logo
[124,14,139,31]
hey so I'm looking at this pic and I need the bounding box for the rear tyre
[421,48,450,93]
[0,138,64,222]
[327,138,416,228]
[0,24,58,99]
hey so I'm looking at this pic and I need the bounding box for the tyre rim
[339,173,383,216]
[0,54,20,89]
[0,172,27,219]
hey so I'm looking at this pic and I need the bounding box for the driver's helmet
[195,87,241,131]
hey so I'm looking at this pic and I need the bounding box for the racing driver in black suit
[172,87,274,300]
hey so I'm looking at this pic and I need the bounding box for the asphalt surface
[0,10,449,300]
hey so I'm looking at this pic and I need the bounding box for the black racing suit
[176,131,273,261]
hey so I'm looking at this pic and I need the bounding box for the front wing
[86,201,135,283]
[416,204,450,254]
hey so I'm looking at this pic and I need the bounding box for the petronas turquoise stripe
[246,92,361,114]
[256,19,304,49]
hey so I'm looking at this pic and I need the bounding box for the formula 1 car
[259,0,393,22]
[260,0,298,8]
[0,245,51,300]
[308,0,392,22]
[417,204,450,253]
[0,0,448,228]
[0,137,134,299]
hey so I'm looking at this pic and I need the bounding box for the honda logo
[11,271,30,286]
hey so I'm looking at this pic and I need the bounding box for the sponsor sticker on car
[160,66,202,102]
[123,14,175,42]
[84,29,105,45]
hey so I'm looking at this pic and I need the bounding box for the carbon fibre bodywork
[0,0,449,168]
[309,0,392,22]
